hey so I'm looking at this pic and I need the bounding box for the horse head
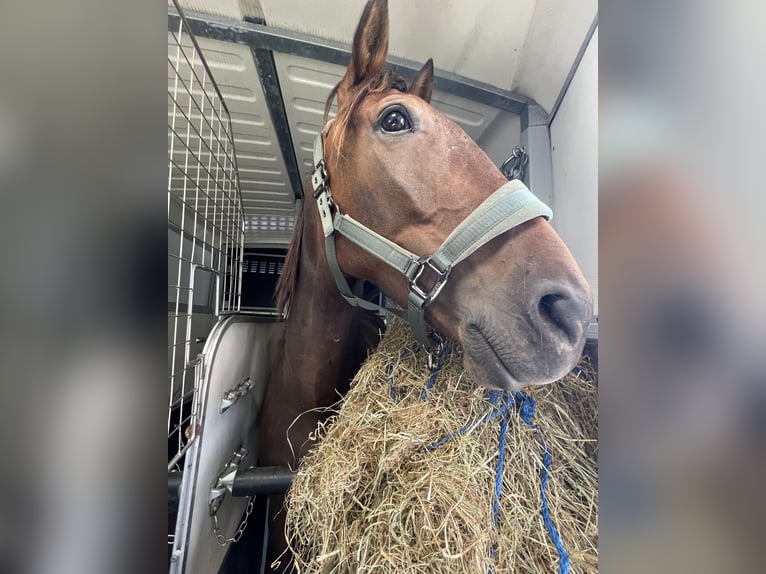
[311,0,593,391]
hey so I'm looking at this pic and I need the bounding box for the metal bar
[190,264,222,318]
[168,466,296,503]
[170,24,196,446]
[167,10,535,115]
[168,15,184,438]
[237,218,245,310]
[224,308,282,317]
[167,387,196,410]
[251,47,305,198]
[169,471,183,499]
[547,13,598,127]
[168,438,195,472]
[231,466,296,496]
[520,104,553,209]
[225,91,245,315]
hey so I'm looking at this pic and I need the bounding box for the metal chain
[500,146,528,181]
[213,496,254,546]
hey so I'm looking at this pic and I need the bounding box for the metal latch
[220,377,255,413]
[209,447,247,516]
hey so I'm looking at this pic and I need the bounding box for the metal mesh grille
[167,0,244,477]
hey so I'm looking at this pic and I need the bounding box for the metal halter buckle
[312,159,329,198]
[407,257,452,309]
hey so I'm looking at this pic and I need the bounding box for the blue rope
[491,392,510,525]
[488,391,509,574]
[387,344,570,574]
[430,389,571,573]
[514,392,571,574]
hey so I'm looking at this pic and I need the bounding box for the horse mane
[275,199,305,316]
[275,69,409,316]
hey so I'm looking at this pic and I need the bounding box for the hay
[283,319,598,573]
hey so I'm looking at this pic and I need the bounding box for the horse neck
[281,207,372,405]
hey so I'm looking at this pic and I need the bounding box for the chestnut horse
[258,0,592,568]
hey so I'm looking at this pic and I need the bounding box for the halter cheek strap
[311,120,553,349]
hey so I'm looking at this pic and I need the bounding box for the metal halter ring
[406,257,452,309]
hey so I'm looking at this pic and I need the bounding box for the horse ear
[338,0,389,101]
[410,59,434,103]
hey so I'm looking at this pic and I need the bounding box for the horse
[258,0,592,568]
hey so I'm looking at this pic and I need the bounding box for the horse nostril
[537,291,589,343]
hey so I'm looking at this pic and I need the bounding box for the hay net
[283,319,598,574]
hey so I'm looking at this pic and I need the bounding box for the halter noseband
[311,120,552,350]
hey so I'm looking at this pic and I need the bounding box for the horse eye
[380,109,411,133]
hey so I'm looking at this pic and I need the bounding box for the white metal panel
[171,316,284,573]
[272,52,501,195]
[260,0,534,91]
[171,0,265,21]
[550,28,598,313]
[172,0,242,20]
[513,0,598,112]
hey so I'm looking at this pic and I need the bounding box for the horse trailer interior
[167,1,598,572]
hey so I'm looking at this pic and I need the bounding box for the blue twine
[570,364,591,382]
[425,397,511,451]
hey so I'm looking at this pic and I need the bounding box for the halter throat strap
[311,120,552,348]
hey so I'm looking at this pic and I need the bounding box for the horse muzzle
[460,280,592,391]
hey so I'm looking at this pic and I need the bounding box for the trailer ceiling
[169,0,596,246]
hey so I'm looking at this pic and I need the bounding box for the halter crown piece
[311,119,553,352]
